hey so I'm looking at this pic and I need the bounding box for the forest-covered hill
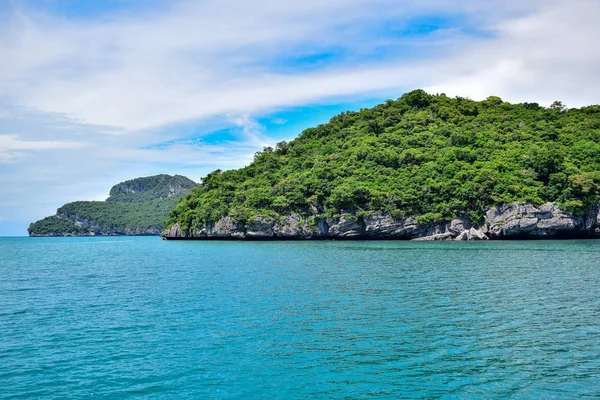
[165,90,600,238]
[29,175,197,236]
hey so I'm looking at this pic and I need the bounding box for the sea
[1,237,599,399]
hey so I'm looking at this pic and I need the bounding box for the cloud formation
[0,0,599,234]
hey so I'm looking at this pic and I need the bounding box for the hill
[163,90,600,240]
[29,175,198,236]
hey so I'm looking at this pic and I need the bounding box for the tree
[550,101,566,111]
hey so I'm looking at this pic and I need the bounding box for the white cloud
[0,0,552,130]
[425,0,600,107]
[228,114,273,148]
[0,134,84,163]
[0,134,83,150]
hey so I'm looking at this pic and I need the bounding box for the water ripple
[1,237,600,398]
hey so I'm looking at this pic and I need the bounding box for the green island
[163,90,600,240]
[28,175,197,236]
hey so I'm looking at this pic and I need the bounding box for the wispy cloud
[0,0,549,130]
[0,134,84,163]
[0,134,83,150]
[227,114,273,148]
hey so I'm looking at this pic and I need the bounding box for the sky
[1,0,600,235]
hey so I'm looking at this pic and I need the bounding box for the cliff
[29,175,198,237]
[107,174,196,203]
[161,202,600,240]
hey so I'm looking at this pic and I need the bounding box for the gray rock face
[162,223,185,238]
[108,174,197,200]
[363,214,440,238]
[447,217,472,235]
[183,217,245,239]
[213,217,245,238]
[412,217,474,241]
[273,214,304,237]
[586,204,600,232]
[246,217,276,238]
[486,202,591,238]
[161,201,600,240]
[328,215,363,237]
[273,214,323,238]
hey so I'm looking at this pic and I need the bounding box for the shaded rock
[585,204,600,232]
[174,216,246,239]
[328,215,363,237]
[162,223,185,238]
[454,230,468,241]
[210,217,245,238]
[316,219,330,236]
[445,217,472,236]
[273,214,304,238]
[363,213,437,238]
[273,214,326,238]
[246,217,275,238]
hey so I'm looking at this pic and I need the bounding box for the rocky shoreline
[161,202,600,241]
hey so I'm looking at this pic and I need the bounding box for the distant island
[29,175,197,236]
[162,90,600,240]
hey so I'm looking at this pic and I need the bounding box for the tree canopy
[29,175,197,235]
[168,90,600,235]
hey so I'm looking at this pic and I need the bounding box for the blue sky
[1,0,600,235]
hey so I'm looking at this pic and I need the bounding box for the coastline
[161,201,600,241]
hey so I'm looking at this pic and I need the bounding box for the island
[29,175,197,236]
[162,90,600,240]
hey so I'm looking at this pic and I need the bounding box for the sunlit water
[1,237,600,399]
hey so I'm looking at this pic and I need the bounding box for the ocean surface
[1,237,599,399]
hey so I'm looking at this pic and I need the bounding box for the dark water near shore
[1,237,600,399]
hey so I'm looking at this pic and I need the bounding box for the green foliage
[27,216,86,235]
[167,90,600,235]
[58,198,181,230]
[29,175,197,235]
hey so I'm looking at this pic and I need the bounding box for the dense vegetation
[107,174,196,203]
[168,90,600,234]
[28,175,197,236]
[28,216,87,236]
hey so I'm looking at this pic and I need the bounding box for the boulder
[446,217,472,235]
[413,232,454,241]
[455,227,488,241]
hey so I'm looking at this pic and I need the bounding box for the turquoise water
[1,237,600,399]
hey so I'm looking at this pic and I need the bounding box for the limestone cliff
[161,202,600,240]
